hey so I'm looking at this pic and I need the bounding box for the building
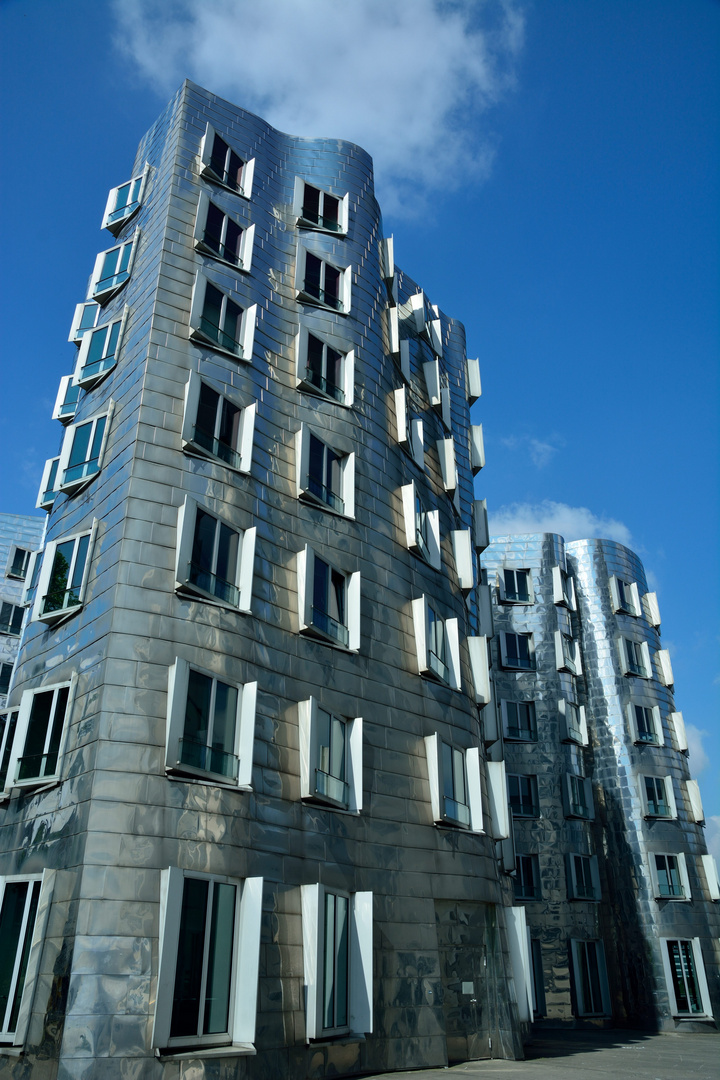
[0,514,46,708]
[0,82,527,1079]
[483,533,720,1029]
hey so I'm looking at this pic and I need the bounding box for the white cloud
[685,724,711,774]
[112,0,524,214]
[706,816,720,863]
[499,433,564,468]
[489,500,633,545]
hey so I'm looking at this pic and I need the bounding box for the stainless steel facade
[0,83,522,1079]
[483,533,720,1030]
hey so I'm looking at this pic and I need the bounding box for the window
[618,636,651,678]
[296,246,351,314]
[552,565,576,609]
[410,597,461,689]
[424,734,483,830]
[189,274,257,362]
[88,231,139,304]
[296,425,355,518]
[559,700,588,745]
[74,310,127,388]
[400,482,441,569]
[21,552,42,608]
[6,547,32,582]
[567,854,600,900]
[0,665,11,696]
[194,192,255,271]
[555,630,582,675]
[499,631,535,671]
[660,939,713,1018]
[626,703,663,745]
[294,177,348,234]
[52,375,81,423]
[175,497,256,613]
[298,698,362,812]
[152,868,263,1052]
[199,123,255,197]
[436,437,458,493]
[166,659,256,787]
[408,291,443,355]
[570,940,611,1017]
[68,300,100,343]
[0,709,18,790]
[515,855,540,899]
[57,405,113,494]
[33,524,96,624]
[296,325,354,406]
[297,546,361,652]
[181,371,256,475]
[393,387,425,469]
[610,575,640,616]
[641,775,676,819]
[0,872,54,1048]
[501,701,537,741]
[508,774,539,818]
[530,939,546,1017]
[650,854,690,900]
[563,773,594,819]
[36,457,60,511]
[1,680,75,793]
[301,885,373,1040]
[102,168,147,233]
[0,602,24,637]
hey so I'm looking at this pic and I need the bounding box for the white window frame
[656,648,674,688]
[295,424,355,519]
[609,575,641,616]
[626,702,663,746]
[424,733,482,832]
[295,324,354,407]
[165,658,257,788]
[410,596,461,690]
[466,355,482,404]
[393,387,424,468]
[471,424,485,474]
[467,636,491,705]
[669,711,688,752]
[101,165,148,233]
[0,601,24,637]
[501,700,538,742]
[175,496,255,614]
[87,229,140,304]
[643,591,661,627]
[640,774,677,819]
[297,545,361,653]
[301,885,373,1041]
[181,371,256,475]
[559,699,588,745]
[485,759,510,839]
[499,631,536,671]
[400,482,441,569]
[618,636,651,678]
[0,708,19,791]
[299,698,362,812]
[293,176,349,235]
[295,245,352,315]
[408,292,442,356]
[152,868,263,1052]
[555,629,582,675]
[73,308,128,389]
[422,358,441,407]
[0,870,55,1048]
[2,677,77,795]
[193,191,255,272]
[570,939,611,1017]
[562,773,595,820]
[68,301,100,344]
[508,773,540,819]
[189,272,257,363]
[451,529,474,591]
[552,565,576,610]
[498,568,533,605]
[660,938,714,1018]
[21,550,42,608]
[685,779,704,823]
[700,854,720,901]
[32,522,97,624]
[36,456,60,511]
[57,403,114,495]
[649,852,691,901]
[199,122,255,198]
[566,853,601,901]
[472,499,489,552]
[5,544,34,583]
[52,375,82,424]
[436,437,457,492]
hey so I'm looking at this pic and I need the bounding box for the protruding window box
[563,773,594,820]
[626,703,663,745]
[88,230,140,304]
[296,425,355,518]
[509,773,540,818]
[74,310,128,389]
[194,191,255,271]
[394,388,424,468]
[610,575,640,616]
[618,636,651,678]
[559,700,588,745]
[296,246,351,314]
[466,355,482,404]
[199,122,255,198]
[57,404,113,496]
[2,679,76,794]
[552,565,576,609]
[499,631,535,671]
[101,166,148,233]
[470,424,485,474]
[411,596,461,689]
[0,870,56,1049]
[175,497,255,613]
[294,177,349,235]
[650,853,690,901]
[189,273,257,362]
[182,371,256,475]
[296,325,354,407]
[499,568,533,604]
[425,733,483,831]
[68,301,100,344]
[502,701,538,742]
[52,376,81,424]
[566,854,601,901]
[400,482,441,568]
[641,775,677,819]
[297,546,360,652]
[555,630,582,675]
[36,457,60,512]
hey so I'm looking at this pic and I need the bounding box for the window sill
[166,770,252,793]
[296,290,348,316]
[182,442,250,476]
[156,1042,256,1060]
[297,377,351,409]
[298,490,352,520]
[36,604,83,627]
[307,1034,366,1047]
[188,329,249,364]
[9,778,60,797]
[76,365,116,391]
[195,240,249,274]
[175,582,249,615]
[200,169,249,200]
[296,216,347,238]
[299,627,357,654]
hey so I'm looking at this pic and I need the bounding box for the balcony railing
[314,769,348,805]
[197,315,242,357]
[658,882,685,899]
[63,457,100,487]
[301,281,342,311]
[192,425,241,470]
[178,737,238,781]
[514,882,539,900]
[200,229,242,267]
[307,476,344,514]
[187,562,239,607]
[507,725,537,741]
[301,206,341,232]
[311,606,349,647]
[16,750,58,782]
[443,796,470,828]
[41,586,81,616]
[305,368,344,403]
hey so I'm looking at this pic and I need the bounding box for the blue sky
[0,0,717,836]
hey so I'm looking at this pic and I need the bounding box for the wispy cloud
[500,433,564,468]
[685,724,711,774]
[489,500,634,545]
[706,816,720,863]
[112,0,524,214]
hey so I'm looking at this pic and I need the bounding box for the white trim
[486,760,509,839]
[57,402,114,495]
[199,122,255,198]
[52,375,79,423]
[33,521,97,624]
[101,164,148,233]
[436,438,457,492]
[643,591,661,627]
[3,677,77,795]
[74,308,128,390]
[467,637,491,705]
[423,359,441,406]
[470,425,485,474]
[506,907,533,1023]
[466,356,481,404]
[669,711,688,752]
[656,648,674,688]
[660,938,714,1018]
[472,499,489,551]
[451,530,474,591]
[700,854,720,901]
[181,371,256,475]
[36,456,60,511]
[0,870,56,1047]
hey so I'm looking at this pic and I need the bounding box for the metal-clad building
[0,82,524,1079]
[0,514,46,709]
[483,533,720,1030]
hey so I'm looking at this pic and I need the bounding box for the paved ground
[363,1029,719,1080]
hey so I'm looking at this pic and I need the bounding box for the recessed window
[570,940,611,1017]
[21,553,42,609]
[567,854,600,900]
[297,546,360,652]
[424,734,483,831]
[52,376,82,424]
[68,301,100,344]
[296,325,354,406]
[499,569,532,604]
[393,387,425,468]
[181,371,256,475]
[175,497,256,613]
[101,167,147,233]
[0,664,12,697]
[36,457,60,512]
[1,680,74,793]
[6,547,32,582]
[296,246,351,314]
[199,123,255,198]
[194,192,255,271]
[152,868,263,1052]
[33,525,96,624]
[642,775,676,819]
[0,709,18,789]
[0,873,53,1046]
[660,939,712,1017]
[651,853,689,900]
[296,425,355,518]
[618,636,651,678]
[74,310,127,389]
[411,597,461,689]
[564,773,594,820]
[0,602,23,637]
[294,177,348,234]
[400,482,441,569]
[559,700,588,745]
[501,701,537,741]
[166,658,256,787]
[514,854,540,899]
[552,565,576,609]
[189,274,257,362]
[499,631,535,671]
[508,773,539,818]
[610,575,640,616]
[57,405,113,495]
[88,231,139,304]
[298,697,362,812]
[627,703,663,745]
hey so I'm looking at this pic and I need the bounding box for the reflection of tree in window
[180,669,238,780]
[203,203,243,265]
[170,877,236,1039]
[17,686,69,781]
[316,708,347,804]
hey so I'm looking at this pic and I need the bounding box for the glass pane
[88,417,107,466]
[224,219,243,264]
[191,509,217,577]
[330,569,345,626]
[323,892,335,1028]
[679,941,702,1012]
[18,691,53,780]
[8,881,40,1033]
[323,194,340,229]
[171,877,209,1037]
[441,742,453,800]
[203,882,236,1034]
[182,670,212,763]
[0,881,30,1030]
[210,134,229,179]
[114,181,131,211]
[307,334,324,386]
[45,686,69,776]
[308,435,326,500]
[324,265,340,304]
[215,524,239,587]
[204,203,225,254]
[335,895,348,1027]
[317,708,331,774]
[69,535,90,594]
[100,248,120,282]
[79,304,98,331]
[105,320,121,359]
[196,383,220,450]
[305,253,322,298]
[118,243,132,274]
[222,299,243,350]
[219,400,241,453]
[313,558,329,616]
[86,325,109,367]
[211,682,237,757]
[68,423,92,468]
[586,942,603,1013]
[228,151,244,191]
[330,715,345,782]
[202,284,224,337]
[303,184,320,222]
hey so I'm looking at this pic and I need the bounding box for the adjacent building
[0,514,45,708]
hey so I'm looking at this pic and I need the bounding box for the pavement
[362,1029,720,1080]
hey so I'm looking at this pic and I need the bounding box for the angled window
[508,773,539,818]
[626,703,663,745]
[552,565,576,609]
[393,387,424,468]
[567,854,601,900]
[0,871,54,1048]
[660,939,713,1018]
[0,665,12,697]
[301,885,373,1040]
[298,698,362,812]
[559,700,588,745]
[515,854,541,900]
[618,636,651,678]
[88,230,139,304]
[297,546,361,652]
[563,773,594,820]
[166,659,256,787]
[74,309,127,389]
[650,853,690,900]
[451,529,474,591]
[33,523,96,624]
[175,497,255,613]
[0,603,24,637]
[189,274,256,362]
[296,425,355,518]
[6,547,32,582]
[194,192,255,271]
[700,854,720,901]
[643,590,661,627]
[570,940,611,1017]
[199,123,255,198]
[555,630,582,675]
[152,868,263,1052]
[296,325,354,406]
[641,775,676,819]
[21,552,42,608]
[669,710,688,752]
[68,300,100,344]
[181,371,256,475]
[410,596,461,689]
[2,679,75,792]
[408,291,443,355]
[36,457,60,512]
[436,437,457,493]
[400,482,441,569]
[424,734,483,831]
[610,575,640,616]
[501,700,537,742]
[52,376,81,424]
[57,404,113,495]
[499,631,535,671]
[294,177,348,234]
[684,779,704,823]
[296,246,351,314]
[0,709,19,790]
[101,167,147,233]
